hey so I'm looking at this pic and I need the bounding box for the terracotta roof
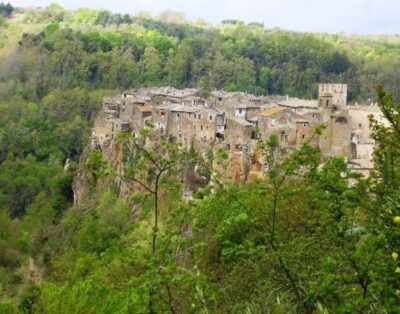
[137,106,153,113]
[260,106,285,117]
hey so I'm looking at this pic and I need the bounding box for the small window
[194,114,196,119]
[209,116,213,121]
[302,134,305,139]
[359,123,362,128]
[177,113,180,117]
[201,126,203,131]
[326,100,329,107]
[239,109,243,114]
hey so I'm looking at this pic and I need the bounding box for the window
[177,113,180,117]
[239,109,243,114]
[194,114,196,119]
[198,115,201,119]
[302,134,305,139]
[303,123,307,127]
[201,126,203,131]
[326,100,329,107]
[161,112,165,117]
[209,116,213,121]
[359,123,362,128]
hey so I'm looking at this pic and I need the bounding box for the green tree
[139,45,162,85]
[119,123,198,254]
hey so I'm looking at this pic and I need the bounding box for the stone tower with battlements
[318,83,347,108]
[318,83,349,156]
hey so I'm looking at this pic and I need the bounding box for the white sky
[9,0,400,34]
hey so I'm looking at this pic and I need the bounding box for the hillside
[0,3,400,313]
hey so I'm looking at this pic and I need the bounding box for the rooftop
[260,106,285,117]
[228,117,253,126]
[170,105,203,113]
[279,99,318,108]
[137,106,153,113]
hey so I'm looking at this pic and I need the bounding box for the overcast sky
[9,0,400,34]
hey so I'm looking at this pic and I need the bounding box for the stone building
[91,84,386,185]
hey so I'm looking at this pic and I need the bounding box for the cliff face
[73,85,383,205]
[72,138,126,206]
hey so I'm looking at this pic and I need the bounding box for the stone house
[224,117,254,145]
[131,106,152,135]
[92,84,387,184]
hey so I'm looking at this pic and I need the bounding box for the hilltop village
[91,84,384,186]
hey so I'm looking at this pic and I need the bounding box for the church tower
[318,83,349,156]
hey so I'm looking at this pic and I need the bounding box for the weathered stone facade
[91,84,386,191]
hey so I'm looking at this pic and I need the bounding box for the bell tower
[318,92,334,123]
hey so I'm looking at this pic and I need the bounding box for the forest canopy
[0,4,400,313]
[1,4,400,102]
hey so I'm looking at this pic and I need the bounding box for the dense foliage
[0,4,400,313]
[2,4,400,101]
